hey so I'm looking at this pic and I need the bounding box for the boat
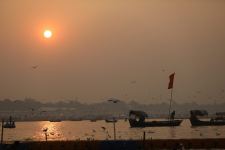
[128,73,183,128]
[215,112,225,120]
[49,119,62,122]
[129,110,182,128]
[3,116,16,128]
[105,118,117,123]
[190,110,225,126]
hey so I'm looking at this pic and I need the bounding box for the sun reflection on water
[3,120,225,142]
[33,121,64,141]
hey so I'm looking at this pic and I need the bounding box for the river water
[2,119,225,141]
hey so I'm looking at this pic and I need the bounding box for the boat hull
[3,124,16,128]
[3,126,16,128]
[49,120,62,122]
[105,119,117,123]
[190,119,225,126]
[129,119,183,128]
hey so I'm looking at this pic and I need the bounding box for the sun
[43,30,52,39]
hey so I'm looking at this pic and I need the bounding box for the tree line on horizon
[0,98,224,116]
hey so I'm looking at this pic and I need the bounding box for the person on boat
[170,110,175,120]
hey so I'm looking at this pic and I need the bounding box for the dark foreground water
[2,119,225,141]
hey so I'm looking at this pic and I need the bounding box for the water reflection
[33,121,63,141]
[2,120,225,141]
[169,127,176,138]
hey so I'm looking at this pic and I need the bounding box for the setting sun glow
[43,30,52,39]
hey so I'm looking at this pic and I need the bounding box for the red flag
[168,73,175,89]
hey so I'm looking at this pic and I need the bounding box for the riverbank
[1,138,225,150]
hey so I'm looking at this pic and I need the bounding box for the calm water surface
[2,119,225,141]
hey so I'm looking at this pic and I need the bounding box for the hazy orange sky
[0,0,225,104]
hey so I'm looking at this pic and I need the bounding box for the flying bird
[101,126,106,130]
[130,80,136,84]
[108,98,120,103]
[31,65,38,69]
[196,91,201,94]
[42,128,48,132]
[216,132,221,136]
[147,131,155,134]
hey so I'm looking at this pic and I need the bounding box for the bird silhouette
[130,80,136,84]
[216,132,221,136]
[147,131,155,134]
[196,91,201,94]
[31,65,38,69]
[42,128,48,132]
[108,98,120,103]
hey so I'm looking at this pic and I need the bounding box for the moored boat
[3,116,16,128]
[129,110,182,128]
[105,118,117,123]
[190,110,225,126]
[49,119,62,122]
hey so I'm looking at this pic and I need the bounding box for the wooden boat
[129,110,182,128]
[49,119,62,122]
[128,73,183,128]
[190,110,225,126]
[3,116,16,128]
[105,118,117,123]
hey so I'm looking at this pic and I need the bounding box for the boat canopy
[129,110,148,118]
[190,110,208,116]
[216,112,225,116]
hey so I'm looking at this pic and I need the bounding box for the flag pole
[168,88,173,120]
[168,72,175,120]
